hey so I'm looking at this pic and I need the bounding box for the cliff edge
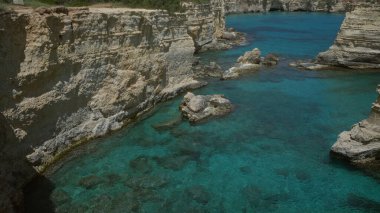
[0,2,226,211]
[331,86,380,167]
[316,3,380,69]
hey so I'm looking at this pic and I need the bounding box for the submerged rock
[129,156,153,174]
[180,92,233,123]
[331,85,380,168]
[125,175,168,190]
[152,116,182,131]
[78,175,104,189]
[347,193,380,211]
[186,185,211,205]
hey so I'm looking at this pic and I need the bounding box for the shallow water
[27,13,380,212]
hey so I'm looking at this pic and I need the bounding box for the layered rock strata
[183,0,226,51]
[331,86,380,166]
[0,3,226,211]
[316,3,380,69]
[223,0,370,13]
[180,92,233,123]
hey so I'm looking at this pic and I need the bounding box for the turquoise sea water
[26,13,380,212]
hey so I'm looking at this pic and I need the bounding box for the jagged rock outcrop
[184,0,226,51]
[331,85,380,166]
[180,92,233,123]
[0,3,227,210]
[316,4,380,69]
[223,0,378,13]
[222,48,278,79]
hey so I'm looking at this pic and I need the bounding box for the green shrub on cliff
[51,0,210,12]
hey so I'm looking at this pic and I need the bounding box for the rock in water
[180,92,233,123]
[237,48,262,64]
[223,48,279,79]
[331,85,380,167]
[262,54,279,66]
[315,4,380,69]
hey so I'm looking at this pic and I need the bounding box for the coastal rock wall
[184,0,225,50]
[0,4,226,210]
[316,4,380,69]
[0,7,198,170]
[331,85,380,165]
[223,0,376,13]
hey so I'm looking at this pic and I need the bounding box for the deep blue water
[33,13,380,212]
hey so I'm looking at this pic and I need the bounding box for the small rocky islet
[1,0,380,212]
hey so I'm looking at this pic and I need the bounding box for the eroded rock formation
[223,0,373,13]
[316,3,380,69]
[331,85,380,166]
[0,2,226,210]
[180,92,233,123]
[223,48,278,79]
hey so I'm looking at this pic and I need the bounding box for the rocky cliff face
[316,4,380,69]
[331,86,380,167]
[223,0,375,13]
[184,0,225,50]
[0,3,225,211]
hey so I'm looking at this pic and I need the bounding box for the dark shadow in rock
[185,185,211,205]
[129,155,153,174]
[347,193,380,211]
[23,174,56,213]
[51,188,71,205]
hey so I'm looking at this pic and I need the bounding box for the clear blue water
[30,13,380,212]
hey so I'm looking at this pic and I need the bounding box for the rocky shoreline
[1,1,380,212]
[293,3,380,70]
[0,2,230,211]
[331,86,380,169]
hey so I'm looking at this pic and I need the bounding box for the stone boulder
[221,31,237,40]
[222,63,261,80]
[223,48,280,79]
[180,92,233,123]
[194,61,224,78]
[237,48,262,64]
[262,54,279,66]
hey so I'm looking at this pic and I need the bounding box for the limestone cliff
[316,4,380,69]
[184,0,225,50]
[331,85,380,166]
[0,3,225,211]
[223,0,375,13]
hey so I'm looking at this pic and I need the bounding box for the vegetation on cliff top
[4,0,210,12]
